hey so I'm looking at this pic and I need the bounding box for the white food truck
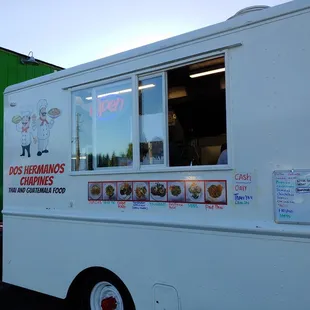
[3,1,310,309]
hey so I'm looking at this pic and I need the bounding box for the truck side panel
[3,8,310,310]
[0,48,61,221]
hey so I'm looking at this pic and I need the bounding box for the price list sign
[273,170,310,224]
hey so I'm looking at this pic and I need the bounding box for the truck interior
[167,56,227,166]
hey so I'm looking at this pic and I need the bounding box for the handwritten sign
[273,170,310,224]
[133,201,148,210]
[233,172,254,205]
[205,204,224,210]
[88,200,228,213]
[89,200,103,205]
[295,177,310,193]
[117,201,126,209]
[168,203,183,209]
[188,204,199,209]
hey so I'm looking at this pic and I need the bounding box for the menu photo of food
[168,181,185,202]
[185,181,205,203]
[88,182,103,201]
[117,181,133,201]
[133,181,150,201]
[205,181,227,204]
[48,108,61,119]
[150,181,168,202]
[102,182,117,200]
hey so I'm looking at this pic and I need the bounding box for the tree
[111,151,117,167]
[102,154,109,167]
[97,154,103,167]
[126,143,133,160]
[87,153,93,170]
[106,154,111,167]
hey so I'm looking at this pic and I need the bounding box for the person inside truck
[217,143,227,165]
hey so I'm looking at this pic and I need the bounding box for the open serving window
[71,54,228,173]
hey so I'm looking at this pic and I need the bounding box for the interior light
[190,68,225,78]
[72,156,87,160]
[139,84,155,90]
[85,83,155,100]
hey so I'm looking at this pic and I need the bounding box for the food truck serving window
[71,55,228,172]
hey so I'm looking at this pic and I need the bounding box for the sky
[0,0,288,69]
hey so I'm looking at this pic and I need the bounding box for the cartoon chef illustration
[32,99,55,156]
[14,111,36,157]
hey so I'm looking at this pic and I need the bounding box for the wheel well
[66,266,135,306]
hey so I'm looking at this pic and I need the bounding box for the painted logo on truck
[12,99,61,157]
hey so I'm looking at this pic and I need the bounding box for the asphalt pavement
[0,282,67,310]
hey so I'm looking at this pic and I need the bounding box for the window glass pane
[71,88,93,171]
[71,79,133,171]
[94,79,133,168]
[139,76,164,165]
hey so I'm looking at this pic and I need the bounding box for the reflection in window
[94,80,133,168]
[72,88,93,171]
[139,76,164,166]
[72,79,133,171]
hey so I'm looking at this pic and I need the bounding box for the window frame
[69,50,233,175]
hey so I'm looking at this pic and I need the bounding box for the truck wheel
[90,281,125,310]
[69,272,135,310]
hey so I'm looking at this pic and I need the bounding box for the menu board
[273,170,310,224]
[88,179,228,209]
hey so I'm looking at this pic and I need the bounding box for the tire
[68,272,135,310]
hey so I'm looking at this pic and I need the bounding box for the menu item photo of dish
[168,181,185,202]
[102,182,117,200]
[48,108,61,119]
[150,182,167,201]
[133,182,149,201]
[205,181,227,204]
[88,182,102,201]
[186,181,204,203]
[117,182,133,200]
